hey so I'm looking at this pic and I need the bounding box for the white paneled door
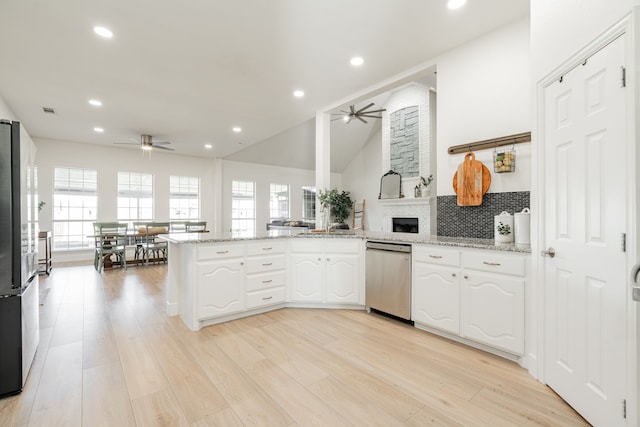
[543,34,628,426]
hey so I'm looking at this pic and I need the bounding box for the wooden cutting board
[452,152,490,206]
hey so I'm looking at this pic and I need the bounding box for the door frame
[533,11,638,425]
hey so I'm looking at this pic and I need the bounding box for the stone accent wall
[390,106,420,178]
[437,191,530,239]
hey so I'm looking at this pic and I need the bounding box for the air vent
[42,107,55,114]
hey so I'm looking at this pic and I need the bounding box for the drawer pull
[451,273,456,277]
[464,275,469,279]
[262,262,273,266]
[262,247,273,251]
[216,250,229,254]
[261,279,273,284]
[483,261,501,266]
[429,255,443,259]
[262,296,273,301]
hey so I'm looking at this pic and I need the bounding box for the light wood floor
[0,264,589,427]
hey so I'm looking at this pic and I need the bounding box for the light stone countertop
[158,230,531,253]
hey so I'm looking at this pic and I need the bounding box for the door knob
[541,247,556,258]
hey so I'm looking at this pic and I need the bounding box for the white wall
[221,160,341,233]
[436,18,531,196]
[34,138,218,263]
[342,18,531,230]
[531,0,639,82]
[341,128,383,231]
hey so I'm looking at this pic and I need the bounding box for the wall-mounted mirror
[378,170,401,199]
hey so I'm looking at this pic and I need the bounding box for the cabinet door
[325,253,359,304]
[290,253,324,302]
[412,262,460,334]
[460,271,524,355]
[196,258,244,319]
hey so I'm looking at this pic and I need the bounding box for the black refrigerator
[0,119,39,397]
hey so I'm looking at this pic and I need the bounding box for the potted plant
[416,174,433,197]
[317,188,353,229]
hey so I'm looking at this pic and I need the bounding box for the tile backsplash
[437,191,530,239]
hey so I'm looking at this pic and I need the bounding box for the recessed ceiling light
[93,26,113,38]
[204,144,213,149]
[447,0,466,9]
[350,56,364,66]
[88,99,102,107]
[232,127,242,133]
[93,127,104,133]
[293,90,305,98]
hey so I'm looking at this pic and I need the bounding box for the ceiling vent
[42,107,55,114]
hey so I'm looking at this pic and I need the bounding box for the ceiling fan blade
[355,103,375,114]
[362,108,386,114]
[349,105,355,114]
[331,116,347,121]
[153,141,172,145]
[359,114,384,119]
[113,142,139,145]
[154,145,175,151]
[356,116,368,124]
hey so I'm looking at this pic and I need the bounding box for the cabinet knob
[464,275,469,279]
[451,273,456,277]
[327,258,330,261]
[318,258,322,261]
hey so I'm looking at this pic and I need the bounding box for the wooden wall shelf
[448,131,531,155]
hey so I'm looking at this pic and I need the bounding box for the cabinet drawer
[246,240,286,256]
[246,286,286,309]
[245,255,285,274]
[246,271,286,292]
[413,245,460,267]
[197,243,245,260]
[462,252,525,276]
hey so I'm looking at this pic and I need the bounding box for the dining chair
[93,222,128,272]
[142,222,169,265]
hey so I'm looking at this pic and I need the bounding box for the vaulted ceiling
[0,0,529,166]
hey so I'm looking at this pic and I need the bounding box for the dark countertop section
[158,230,531,254]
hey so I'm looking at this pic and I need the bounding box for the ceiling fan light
[141,144,152,151]
[343,116,350,122]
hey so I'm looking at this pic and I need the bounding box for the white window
[231,180,255,236]
[170,175,200,220]
[269,183,289,221]
[117,172,153,224]
[52,167,97,250]
[302,186,316,221]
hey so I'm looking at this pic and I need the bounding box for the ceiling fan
[331,102,386,124]
[114,134,175,151]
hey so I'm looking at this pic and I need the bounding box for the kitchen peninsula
[160,230,531,361]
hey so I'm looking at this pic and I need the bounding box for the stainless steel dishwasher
[365,241,412,320]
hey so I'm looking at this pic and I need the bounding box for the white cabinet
[245,241,287,309]
[413,262,460,334]
[412,246,461,334]
[290,238,362,304]
[412,245,527,356]
[196,257,244,319]
[290,253,324,302]
[460,252,525,355]
[326,254,359,303]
